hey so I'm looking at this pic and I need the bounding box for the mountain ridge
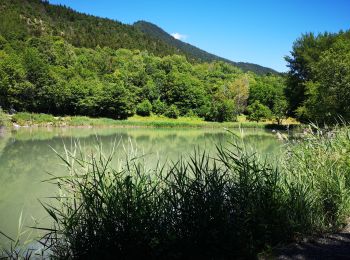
[134,20,278,75]
[0,0,277,74]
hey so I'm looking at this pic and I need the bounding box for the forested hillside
[0,0,276,75]
[0,0,178,56]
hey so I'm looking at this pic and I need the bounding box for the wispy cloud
[171,32,188,41]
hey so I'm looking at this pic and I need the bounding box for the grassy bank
[10,112,298,129]
[2,125,350,259]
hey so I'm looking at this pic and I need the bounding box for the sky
[48,0,350,72]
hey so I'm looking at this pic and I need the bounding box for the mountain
[0,0,277,74]
[134,21,277,75]
[0,0,179,56]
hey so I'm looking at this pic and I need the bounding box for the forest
[0,34,287,122]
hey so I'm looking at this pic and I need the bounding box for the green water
[0,127,282,246]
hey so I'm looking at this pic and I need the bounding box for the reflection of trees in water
[240,134,281,157]
[0,129,281,185]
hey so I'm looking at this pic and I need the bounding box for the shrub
[184,109,196,118]
[152,98,166,115]
[205,100,236,122]
[247,100,272,122]
[164,104,179,119]
[136,99,152,117]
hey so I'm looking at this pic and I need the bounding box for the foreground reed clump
[4,126,350,259]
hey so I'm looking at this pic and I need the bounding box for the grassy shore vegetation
[10,112,298,129]
[0,109,9,127]
[2,125,350,259]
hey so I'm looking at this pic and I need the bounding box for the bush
[164,104,179,119]
[136,99,152,117]
[205,100,236,122]
[247,100,272,122]
[152,98,166,115]
[185,109,196,118]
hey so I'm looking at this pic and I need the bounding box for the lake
[0,127,282,246]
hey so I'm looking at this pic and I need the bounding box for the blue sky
[48,0,350,72]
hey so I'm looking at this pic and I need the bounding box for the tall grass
[282,125,350,230]
[2,126,350,259]
[12,113,59,126]
[39,141,290,258]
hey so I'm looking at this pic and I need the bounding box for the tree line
[0,34,286,122]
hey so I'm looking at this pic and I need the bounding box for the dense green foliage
[285,30,350,123]
[134,21,277,74]
[164,104,180,119]
[5,126,348,258]
[136,100,152,117]
[0,0,176,56]
[0,32,286,122]
[246,101,272,122]
[0,0,276,75]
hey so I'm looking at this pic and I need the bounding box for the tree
[100,82,135,119]
[164,105,179,119]
[0,53,35,111]
[204,98,236,122]
[161,68,206,116]
[273,98,288,125]
[284,31,340,117]
[152,98,166,115]
[136,99,152,117]
[228,76,249,115]
[247,101,272,122]
[300,38,350,123]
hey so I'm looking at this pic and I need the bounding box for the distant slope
[0,0,178,56]
[134,21,278,74]
[0,0,277,74]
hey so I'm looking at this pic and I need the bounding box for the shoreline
[6,113,299,130]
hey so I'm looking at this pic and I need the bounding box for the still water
[0,127,282,245]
